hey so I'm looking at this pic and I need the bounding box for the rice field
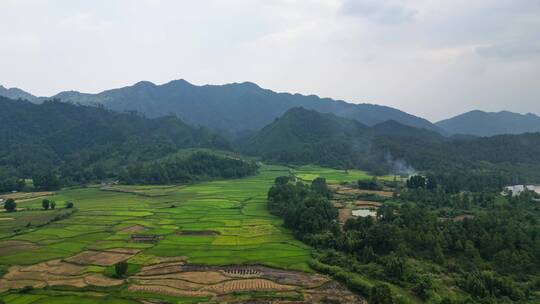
[0,165,365,303]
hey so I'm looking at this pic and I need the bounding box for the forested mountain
[0,96,240,189]
[242,107,375,169]
[0,80,442,135]
[436,110,540,136]
[246,107,540,188]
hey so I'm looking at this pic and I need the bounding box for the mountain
[0,96,229,183]
[436,110,540,136]
[0,85,39,103]
[0,80,443,135]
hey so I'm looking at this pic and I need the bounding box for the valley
[0,165,368,303]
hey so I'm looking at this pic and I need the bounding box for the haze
[1,0,539,121]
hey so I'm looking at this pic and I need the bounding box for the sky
[0,0,539,122]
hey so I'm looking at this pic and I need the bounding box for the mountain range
[0,80,441,135]
[1,80,540,138]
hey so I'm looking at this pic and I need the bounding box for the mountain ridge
[436,110,540,136]
[0,80,443,135]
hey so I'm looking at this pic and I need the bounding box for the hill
[0,96,236,189]
[436,110,540,136]
[243,107,374,169]
[0,80,442,135]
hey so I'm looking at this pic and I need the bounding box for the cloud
[341,0,417,25]
[476,42,540,60]
[61,13,111,33]
[0,0,539,121]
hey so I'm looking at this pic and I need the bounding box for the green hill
[0,96,235,189]
[243,107,374,169]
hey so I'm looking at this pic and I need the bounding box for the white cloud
[61,13,111,33]
[341,0,417,25]
[0,0,539,121]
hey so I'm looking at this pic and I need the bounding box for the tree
[370,284,393,304]
[115,261,128,277]
[50,200,56,210]
[65,201,74,209]
[413,275,433,300]
[311,177,330,198]
[42,199,50,210]
[426,175,438,190]
[33,172,61,191]
[274,176,290,185]
[4,198,16,212]
[358,177,382,190]
[406,175,426,189]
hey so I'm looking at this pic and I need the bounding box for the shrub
[115,261,128,277]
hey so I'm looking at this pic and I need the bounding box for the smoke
[385,153,416,176]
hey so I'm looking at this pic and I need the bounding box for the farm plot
[0,165,366,303]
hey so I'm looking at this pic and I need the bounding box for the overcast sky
[1,0,539,121]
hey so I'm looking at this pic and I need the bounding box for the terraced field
[0,165,365,303]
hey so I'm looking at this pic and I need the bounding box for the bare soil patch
[339,208,353,223]
[177,230,219,236]
[0,240,39,257]
[304,281,367,304]
[84,274,123,287]
[120,225,146,233]
[204,279,296,294]
[353,200,382,208]
[126,263,360,302]
[0,259,124,291]
[135,271,229,284]
[66,250,134,266]
[135,278,202,290]
[128,284,214,297]
[358,190,393,198]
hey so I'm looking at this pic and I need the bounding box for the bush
[3,198,16,212]
[309,260,373,296]
[370,284,393,304]
[42,199,50,210]
[65,201,74,209]
[115,261,128,278]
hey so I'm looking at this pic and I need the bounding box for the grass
[292,165,372,183]
[0,164,373,302]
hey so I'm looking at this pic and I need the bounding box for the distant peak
[163,79,193,87]
[133,80,156,88]
[239,81,260,88]
[226,81,261,90]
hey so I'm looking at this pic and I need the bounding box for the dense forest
[0,97,256,190]
[267,176,540,303]
[120,151,258,184]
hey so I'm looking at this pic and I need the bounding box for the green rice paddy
[2,165,363,303]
